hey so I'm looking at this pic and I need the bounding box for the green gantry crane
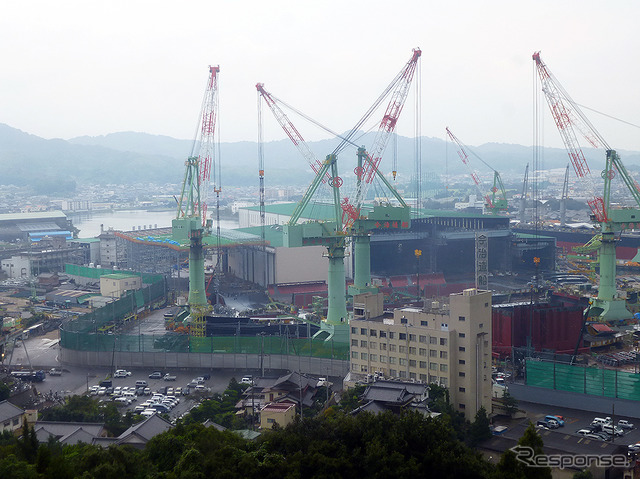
[534,51,640,323]
[258,49,420,342]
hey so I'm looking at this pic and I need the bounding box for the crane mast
[560,163,570,226]
[173,65,220,338]
[519,163,529,223]
[533,52,640,322]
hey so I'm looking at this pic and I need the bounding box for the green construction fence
[59,328,350,360]
[526,359,640,401]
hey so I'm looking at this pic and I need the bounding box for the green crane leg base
[312,320,350,344]
[587,298,633,324]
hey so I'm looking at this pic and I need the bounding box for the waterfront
[70,209,239,238]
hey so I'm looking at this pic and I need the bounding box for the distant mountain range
[1,123,639,194]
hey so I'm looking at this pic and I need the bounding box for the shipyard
[3,4,640,476]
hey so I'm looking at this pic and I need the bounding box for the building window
[421,320,428,326]
[440,338,447,346]
[361,353,368,360]
[479,323,483,329]
[360,365,368,372]
[459,387,465,392]
[369,342,376,349]
[409,372,416,379]
[429,362,437,371]
[409,334,416,342]
[440,364,448,372]
[419,348,427,356]
[458,316,465,321]
[401,317,408,324]
[360,328,367,335]
[459,359,466,365]
[459,403,465,409]
[459,347,466,352]
[351,351,358,358]
[485,302,489,307]
[419,335,427,343]
[379,331,386,338]
[370,354,377,362]
[351,339,358,347]
[409,347,416,355]
[458,333,465,338]
[389,357,397,364]
[459,372,465,377]
[440,351,448,359]
[389,332,395,339]
[440,377,448,387]
[370,329,377,337]
[429,375,437,383]
[381,343,387,351]
[429,350,437,358]
[267,418,275,423]
[419,361,427,368]
[399,345,407,354]
[360,340,367,347]
[352,363,358,371]
[399,370,407,378]
[389,344,397,352]
[430,337,437,345]
[409,360,416,367]
[399,358,407,366]
[389,369,397,377]
[380,355,387,363]
[351,327,357,334]
[399,333,407,340]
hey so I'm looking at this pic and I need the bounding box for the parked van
[135,380,148,388]
[592,417,611,426]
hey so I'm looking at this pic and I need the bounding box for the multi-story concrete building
[349,288,492,420]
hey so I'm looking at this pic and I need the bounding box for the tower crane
[533,52,640,322]
[257,49,419,342]
[445,127,508,215]
[172,65,220,338]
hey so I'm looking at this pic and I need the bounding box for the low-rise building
[0,400,25,433]
[259,401,297,429]
[99,273,142,298]
[349,288,492,420]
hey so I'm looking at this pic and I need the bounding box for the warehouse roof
[0,211,67,222]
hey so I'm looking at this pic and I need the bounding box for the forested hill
[2,123,640,193]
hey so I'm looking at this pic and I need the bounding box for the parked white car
[114,369,132,378]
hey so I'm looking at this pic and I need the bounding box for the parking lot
[518,400,640,448]
[25,363,248,421]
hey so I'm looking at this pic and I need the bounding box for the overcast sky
[3,1,640,152]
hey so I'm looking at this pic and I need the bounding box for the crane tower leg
[349,234,377,296]
[314,244,349,343]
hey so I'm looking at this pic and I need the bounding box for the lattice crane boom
[256,83,329,182]
[346,49,421,228]
[532,52,608,222]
